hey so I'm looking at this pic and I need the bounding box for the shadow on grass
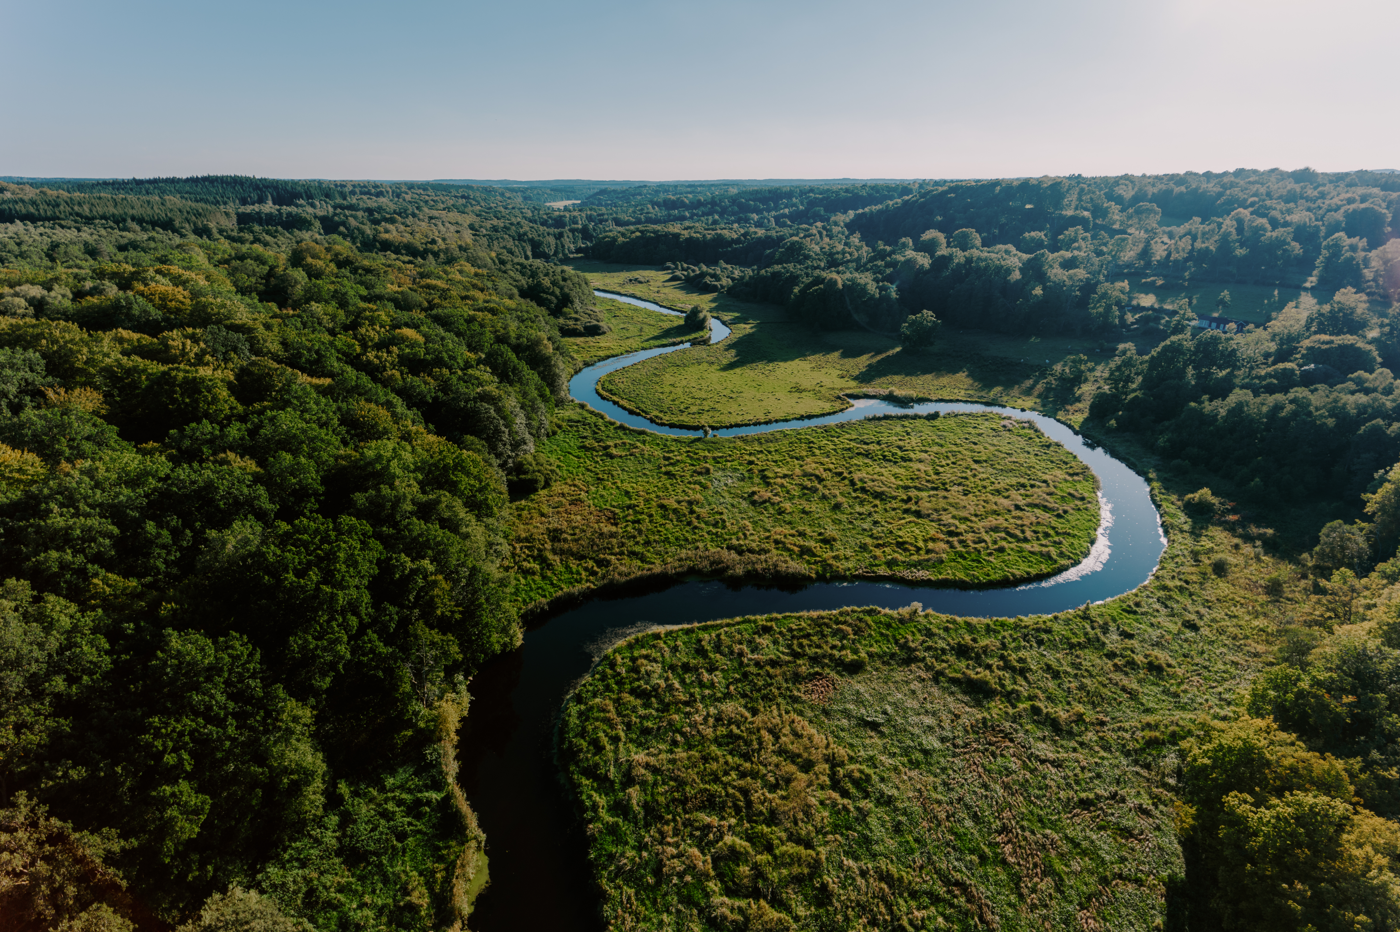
[852,345,1041,393]
[715,323,835,369]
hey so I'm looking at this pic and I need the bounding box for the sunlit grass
[571,262,1096,429]
[559,496,1293,931]
[509,406,1100,611]
[561,295,703,366]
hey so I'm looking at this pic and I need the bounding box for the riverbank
[556,489,1285,931]
[560,293,706,367]
[508,406,1102,613]
[466,277,1167,932]
[570,261,1091,427]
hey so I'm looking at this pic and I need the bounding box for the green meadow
[562,294,706,366]
[1127,276,1333,325]
[558,499,1289,931]
[572,262,1069,428]
[509,406,1100,612]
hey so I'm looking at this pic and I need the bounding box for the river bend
[461,290,1167,931]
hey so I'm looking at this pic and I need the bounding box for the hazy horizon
[3,0,1397,180]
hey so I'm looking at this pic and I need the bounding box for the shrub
[899,309,942,351]
[1183,487,1222,518]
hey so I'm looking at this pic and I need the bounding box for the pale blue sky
[2,0,1395,179]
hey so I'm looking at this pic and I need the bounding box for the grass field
[509,406,1101,611]
[558,498,1289,931]
[542,264,1346,929]
[1128,277,1331,325]
[572,262,1089,429]
[562,294,704,366]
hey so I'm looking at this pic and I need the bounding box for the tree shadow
[850,344,1044,396]
[713,322,838,370]
[653,322,701,342]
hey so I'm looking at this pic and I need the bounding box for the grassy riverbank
[562,294,705,366]
[570,262,1124,428]
[508,406,1100,612]
[558,499,1288,931]
[577,259,1051,425]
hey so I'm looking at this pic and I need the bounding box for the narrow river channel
[460,291,1167,931]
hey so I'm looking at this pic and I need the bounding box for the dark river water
[461,291,1166,931]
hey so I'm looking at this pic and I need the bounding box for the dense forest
[6,170,1400,931]
[578,170,1400,334]
[0,177,600,930]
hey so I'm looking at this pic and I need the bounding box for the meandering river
[460,291,1167,931]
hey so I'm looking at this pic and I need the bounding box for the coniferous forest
[5,170,1400,931]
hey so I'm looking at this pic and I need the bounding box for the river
[459,291,1166,931]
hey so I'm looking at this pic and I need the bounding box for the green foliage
[1297,333,1381,374]
[898,308,942,350]
[1247,628,1400,813]
[683,304,711,330]
[581,171,1398,342]
[1182,487,1224,518]
[175,887,311,932]
[1366,462,1400,557]
[1087,306,1400,503]
[1179,717,1400,931]
[0,794,136,932]
[1312,520,1372,575]
[1307,287,1372,337]
[0,183,580,926]
[1089,280,1129,330]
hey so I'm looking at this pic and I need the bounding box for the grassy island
[575,263,1056,428]
[563,294,706,366]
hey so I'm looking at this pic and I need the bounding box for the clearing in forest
[571,261,1120,428]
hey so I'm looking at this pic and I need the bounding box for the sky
[2,0,1396,181]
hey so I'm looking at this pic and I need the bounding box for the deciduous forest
[5,169,1400,931]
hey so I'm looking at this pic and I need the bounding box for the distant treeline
[575,169,1400,334]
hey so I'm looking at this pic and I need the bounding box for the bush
[1297,334,1380,375]
[899,309,942,351]
[1183,487,1222,518]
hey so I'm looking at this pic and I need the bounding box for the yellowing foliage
[0,443,45,488]
[131,282,192,315]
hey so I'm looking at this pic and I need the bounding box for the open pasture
[509,406,1100,611]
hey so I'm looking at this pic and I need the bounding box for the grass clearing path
[561,294,705,367]
[570,262,1108,429]
[509,406,1099,611]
